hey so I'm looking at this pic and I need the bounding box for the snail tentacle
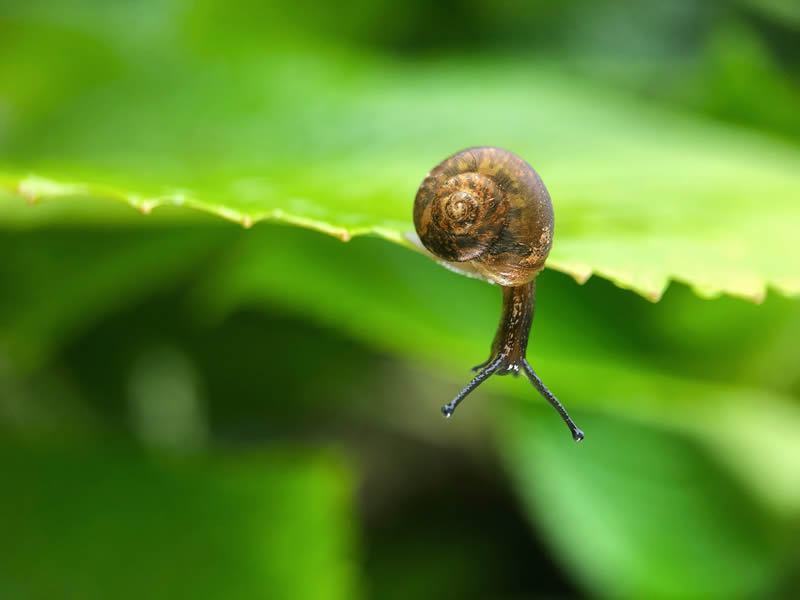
[441,356,505,418]
[522,359,585,442]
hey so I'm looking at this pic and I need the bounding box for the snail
[413,146,584,442]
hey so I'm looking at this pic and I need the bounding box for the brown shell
[413,147,554,286]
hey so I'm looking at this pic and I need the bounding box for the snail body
[413,147,584,442]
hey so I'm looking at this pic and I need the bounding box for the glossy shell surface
[413,146,554,286]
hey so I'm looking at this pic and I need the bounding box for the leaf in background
[1,224,798,598]
[737,0,800,27]
[494,408,786,600]
[0,227,232,370]
[2,223,798,514]
[1,3,799,301]
[195,226,800,517]
[0,440,360,600]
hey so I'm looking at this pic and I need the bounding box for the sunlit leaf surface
[1,3,799,302]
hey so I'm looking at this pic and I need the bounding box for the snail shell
[413,147,554,287]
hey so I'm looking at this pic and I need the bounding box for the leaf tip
[646,289,663,302]
[546,261,592,285]
[749,289,766,304]
[170,191,187,206]
[17,177,45,205]
[571,270,592,285]
[137,200,156,215]
[241,215,253,229]
[17,182,38,205]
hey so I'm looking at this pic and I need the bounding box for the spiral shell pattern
[413,147,554,286]
[422,171,507,261]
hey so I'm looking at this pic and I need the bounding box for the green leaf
[202,225,800,595]
[196,226,800,517]
[2,223,798,597]
[3,224,799,517]
[494,409,786,600]
[0,439,360,600]
[1,6,799,302]
[0,228,231,369]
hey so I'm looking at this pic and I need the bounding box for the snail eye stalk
[440,353,584,443]
[521,359,584,442]
[441,356,505,418]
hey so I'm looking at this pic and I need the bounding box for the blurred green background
[1,1,799,599]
